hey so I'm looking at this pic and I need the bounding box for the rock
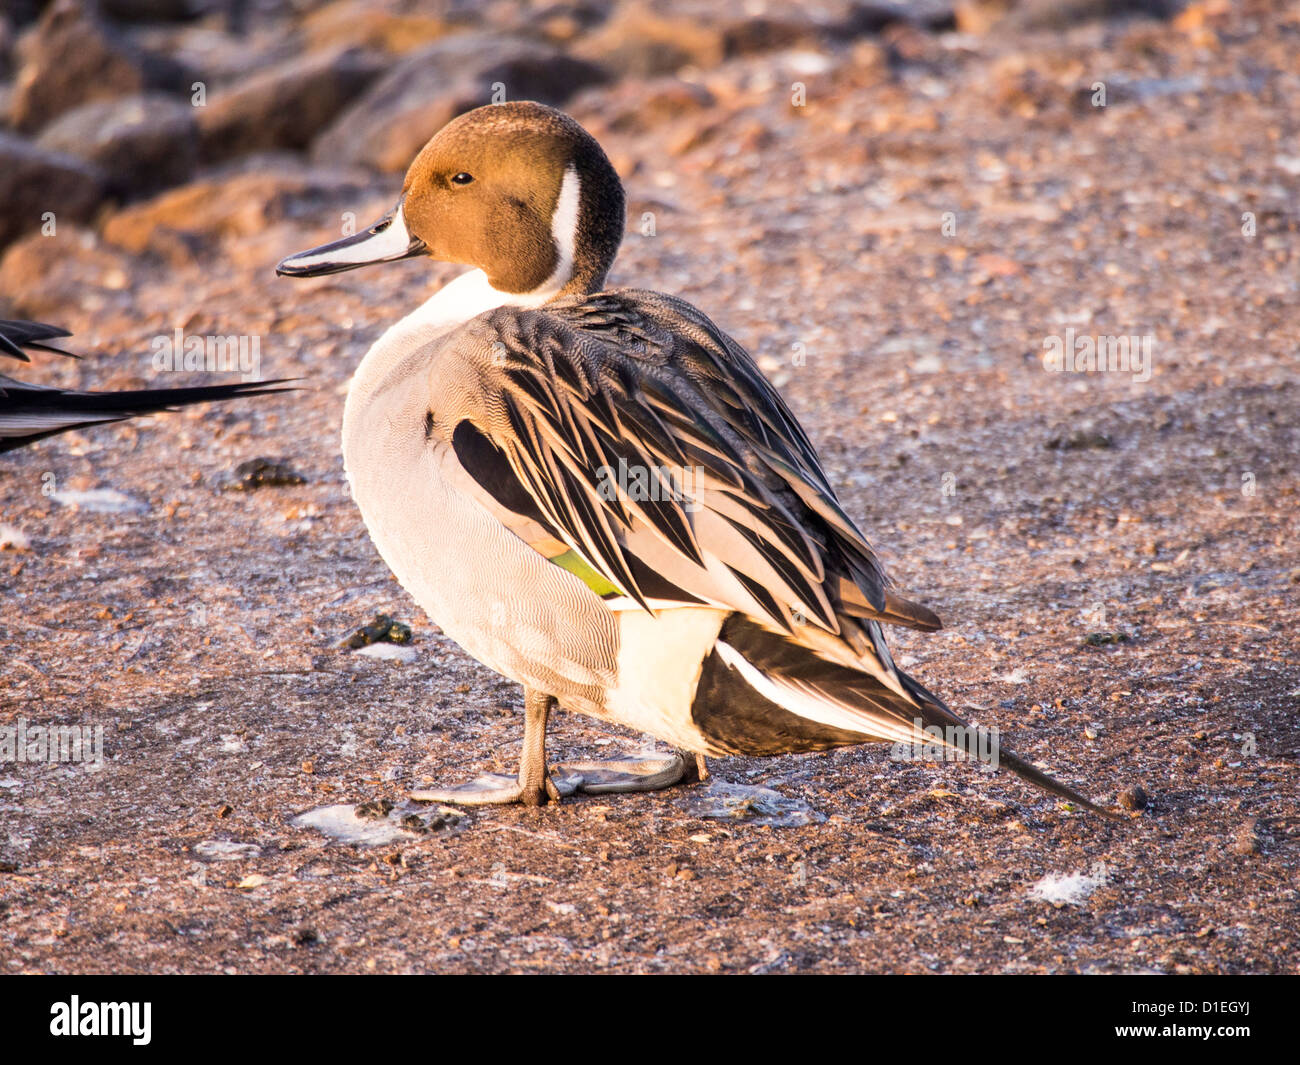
[838,1,957,37]
[312,33,610,173]
[8,0,146,133]
[36,93,198,199]
[354,799,395,820]
[997,0,1182,32]
[1045,429,1114,451]
[570,4,725,76]
[1082,631,1131,647]
[354,642,418,663]
[0,523,31,551]
[0,15,14,81]
[98,0,205,20]
[198,48,386,162]
[529,3,607,45]
[50,488,149,514]
[219,457,308,492]
[991,55,1071,119]
[570,76,717,139]
[341,614,413,650]
[4,4,43,30]
[954,1,1015,34]
[125,22,296,90]
[0,226,132,319]
[1118,785,1148,811]
[714,13,832,57]
[571,1,932,73]
[1230,820,1261,856]
[0,133,106,249]
[100,166,364,265]
[300,0,451,55]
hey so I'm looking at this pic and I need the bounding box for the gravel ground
[1,1,1297,973]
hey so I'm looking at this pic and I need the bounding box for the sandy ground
[1,3,1298,973]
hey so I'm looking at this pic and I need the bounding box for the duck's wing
[437,289,940,653]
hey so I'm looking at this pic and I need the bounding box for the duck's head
[276,102,625,298]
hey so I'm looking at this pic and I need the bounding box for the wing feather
[433,291,938,648]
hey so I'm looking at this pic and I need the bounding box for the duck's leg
[517,690,565,806]
[409,689,576,806]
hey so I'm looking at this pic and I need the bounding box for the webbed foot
[409,770,580,806]
[555,750,697,793]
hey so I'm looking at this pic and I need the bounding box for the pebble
[1119,786,1149,812]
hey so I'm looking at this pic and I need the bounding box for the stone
[570,4,726,76]
[0,132,106,249]
[99,0,205,21]
[569,76,717,139]
[0,226,133,319]
[9,0,146,133]
[198,48,386,162]
[312,33,610,173]
[100,166,364,266]
[300,0,451,55]
[0,15,14,81]
[36,93,198,199]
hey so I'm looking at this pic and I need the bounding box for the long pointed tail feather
[896,671,1123,821]
[0,318,293,453]
[1,379,296,453]
[0,319,76,362]
[712,614,1122,820]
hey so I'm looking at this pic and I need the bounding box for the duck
[1,319,287,454]
[277,101,1116,818]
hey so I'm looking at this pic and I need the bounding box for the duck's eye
[451,172,474,186]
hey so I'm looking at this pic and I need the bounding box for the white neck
[343,267,559,429]
[395,267,558,335]
[357,162,582,349]
[389,165,581,338]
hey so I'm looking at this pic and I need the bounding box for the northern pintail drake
[0,319,288,454]
[278,102,1114,817]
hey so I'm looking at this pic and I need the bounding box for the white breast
[339,267,620,710]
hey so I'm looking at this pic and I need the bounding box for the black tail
[0,318,293,453]
[0,379,294,453]
[898,671,1124,821]
[0,319,75,362]
[709,614,1123,820]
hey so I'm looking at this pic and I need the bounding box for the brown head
[277,102,626,298]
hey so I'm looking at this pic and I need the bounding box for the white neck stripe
[540,165,581,294]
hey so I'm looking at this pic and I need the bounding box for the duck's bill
[276,203,427,278]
